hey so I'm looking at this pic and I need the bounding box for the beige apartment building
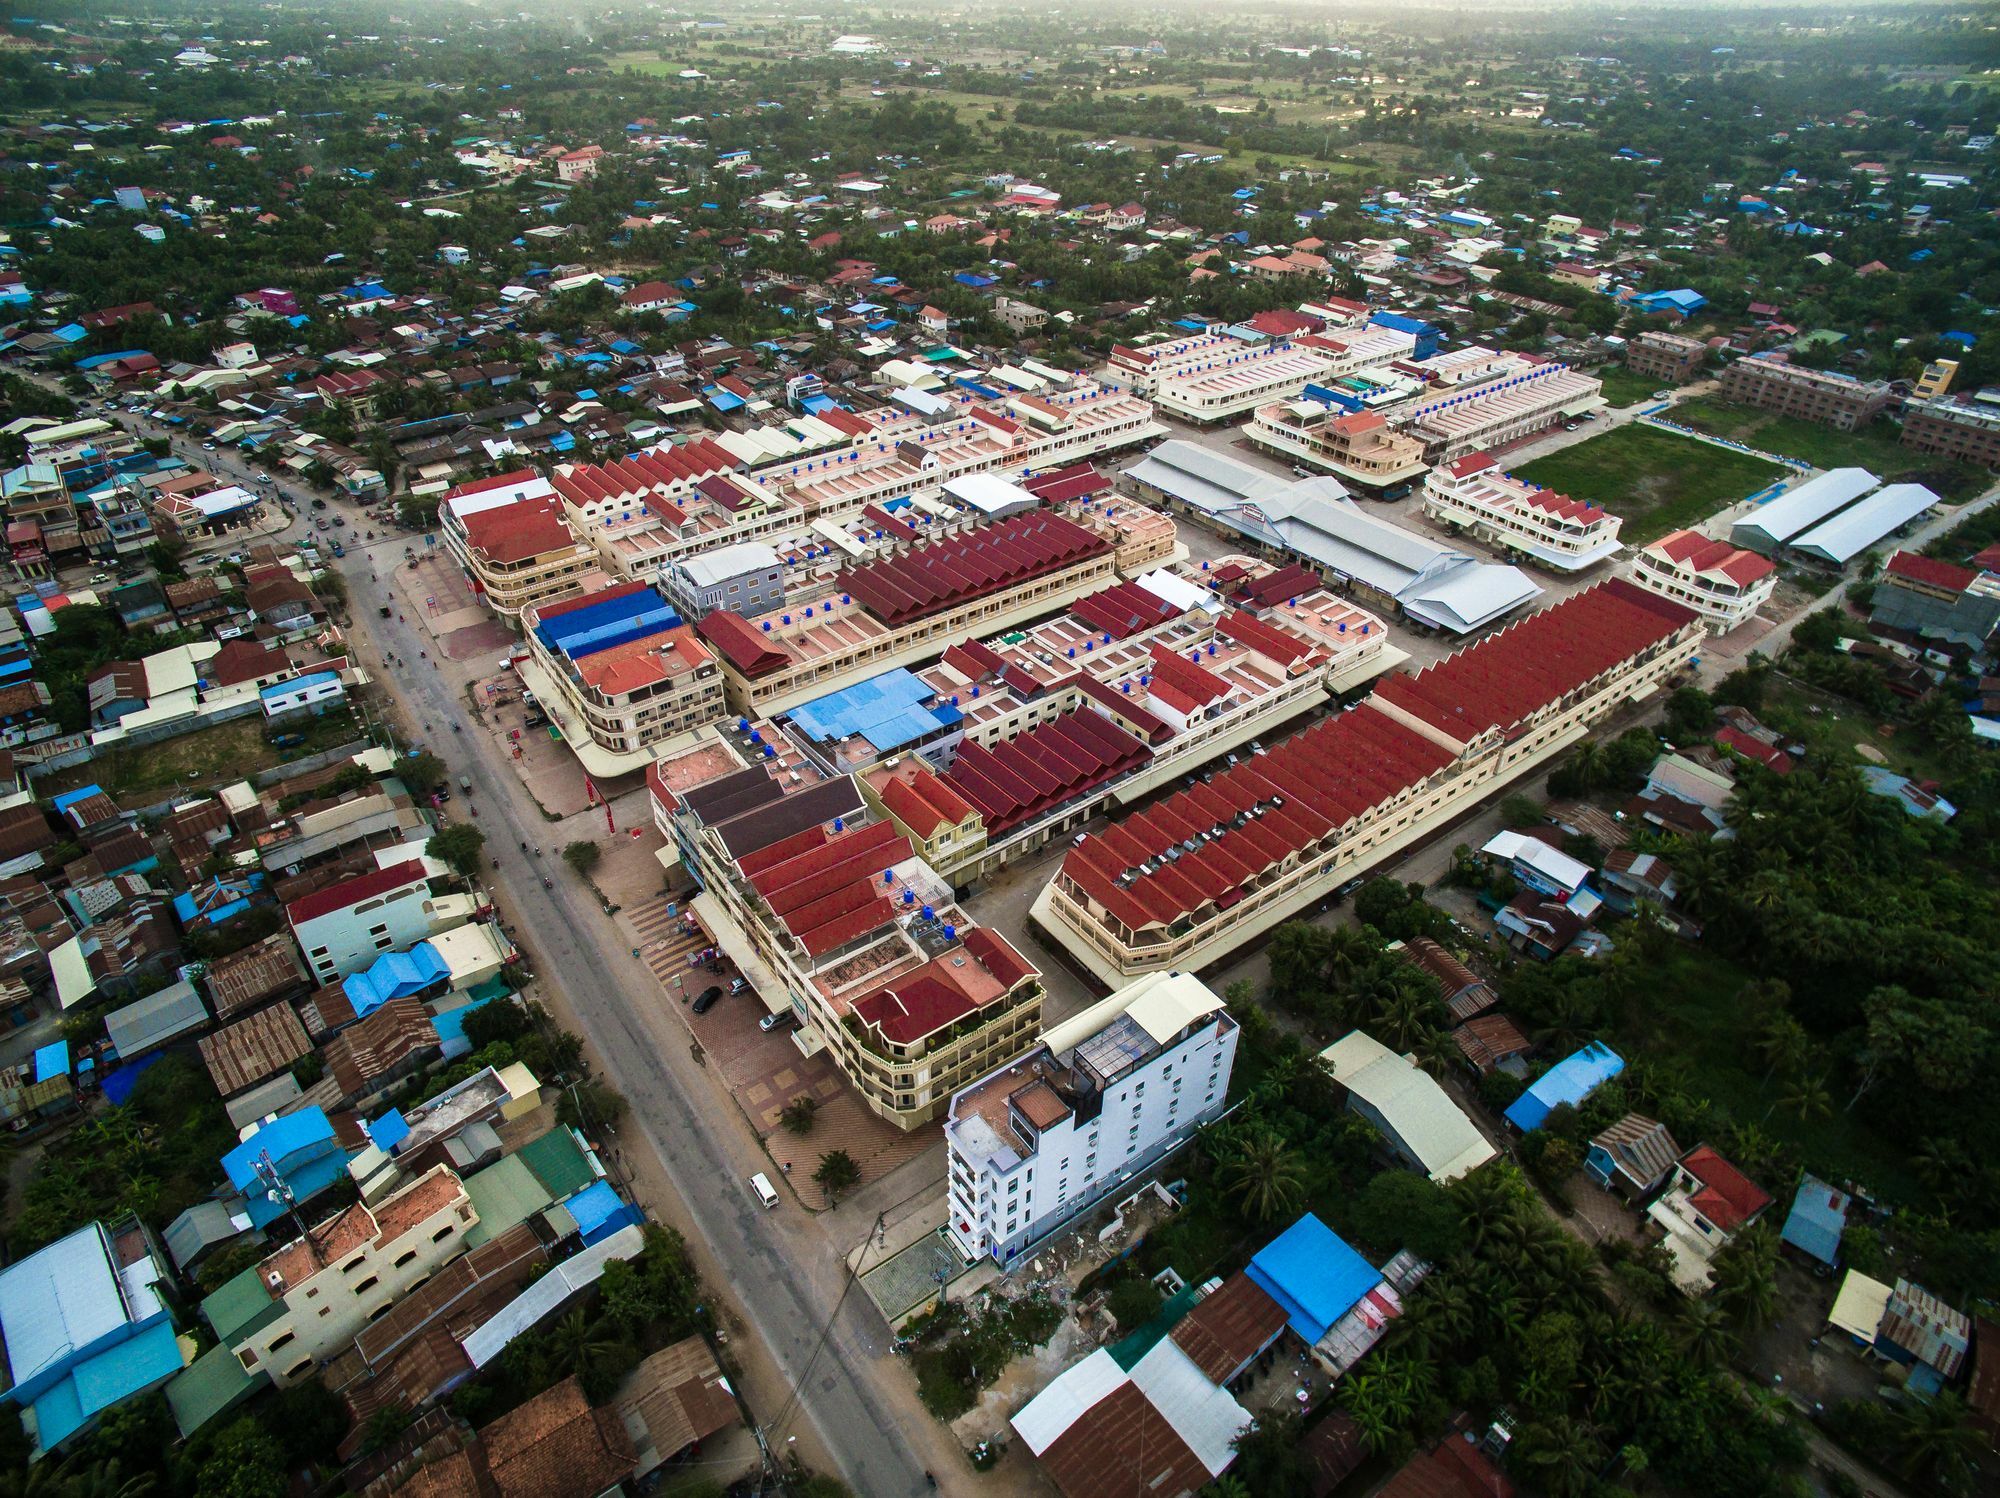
[1718,355,1892,431]
[518,582,728,777]
[1420,452,1624,571]
[650,750,1044,1130]
[1624,331,1708,386]
[1246,403,1431,494]
[442,492,600,619]
[211,1166,476,1387]
[691,512,1121,718]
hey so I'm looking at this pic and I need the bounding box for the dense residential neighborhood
[0,3,1996,1498]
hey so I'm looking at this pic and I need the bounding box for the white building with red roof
[1626,529,1776,633]
[1421,451,1625,572]
[287,860,440,985]
[1646,1144,1773,1290]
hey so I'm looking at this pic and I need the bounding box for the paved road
[332,558,948,1497]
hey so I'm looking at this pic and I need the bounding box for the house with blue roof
[1779,1173,1850,1268]
[1626,288,1707,319]
[1244,1213,1382,1345]
[344,941,450,1017]
[222,1108,349,1228]
[1504,1042,1625,1132]
[0,1219,185,1460]
[783,669,964,769]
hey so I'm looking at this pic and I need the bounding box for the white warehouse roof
[1729,466,1878,552]
[1788,483,1940,565]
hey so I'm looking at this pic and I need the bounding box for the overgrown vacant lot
[1668,395,1987,500]
[1512,423,1788,543]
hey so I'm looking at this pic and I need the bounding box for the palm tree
[1221,1133,1305,1223]
[1894,1391,1980,1494]
[1712,1227,1780,1332]
[813,1149,861,1205]
[779,1095,818,1135]
[1520,1415,1603,1498]
[1671,1298,1735,1369]
[1378,981,1442,1052]
[1339,1371,1406,1452]
[1777,1071,1832,1124]
[546,1306,621,1380]
[1203,1478,1252,1498]
[1754,1012,1809,1082]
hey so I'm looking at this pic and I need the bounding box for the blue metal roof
[787,669,960,756]
[31,1319,183,1453]
[1780,1174,1850,1266]
[223,1108,336,1192]
[534,586,680,661]
[1505,1042,1624,1131]
[344,942,449,1016]
[1244,1213,1380,1344]
[32,1040,68,1082]
[368,1108,411,1153]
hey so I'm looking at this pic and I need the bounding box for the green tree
[780,1095,819,1135]
[427,823,487,878]
[400,750,447,796]
[563,840,602,875]
[813,1149,860,1204]
[1107,1276,1163,1329]
[1220,1132,1306,1223]
[195,1419,288,1498]
[1894,1391,1981,1495]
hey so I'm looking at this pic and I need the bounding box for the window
[286,1360,314,1380]
[431,1225,455,1243]
[393,1250,418,1269]
[342,1256,366,1274]
[267,1331,296,1353]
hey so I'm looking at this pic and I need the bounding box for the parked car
[692,985,723,1014]
[758,1010,797,1033]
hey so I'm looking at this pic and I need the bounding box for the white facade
[1420,455,1624,571]
[292,874,443,984]
[944,972,1238,1265]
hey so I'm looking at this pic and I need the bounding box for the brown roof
[614,1336,739,1467]
[1399,937,1496,1023]
[199,1001,312,1095]
[0,805,54,863]
[326,998,439,1099]
[338,1224,548,1392]
[1168,1271,1288,1383]
[1378,1435,1515,1498]
[479,1376,636,1498]
[1450,1014,1531,1074]
[203,932,310,1018]
[1038,1380,1209,1498]
[298,981,359,1040]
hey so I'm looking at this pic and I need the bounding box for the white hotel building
[944,971,1238,1266]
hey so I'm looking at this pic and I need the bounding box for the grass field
[1512,424,1788,544]
[1669,395,1988,500]
[1595,366,1667,409]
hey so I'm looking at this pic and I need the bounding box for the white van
[749,1172,781,1209]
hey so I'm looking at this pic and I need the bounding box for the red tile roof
[962,926,1035,989]
[942,708,1151,836]
[837,513,1109,627]
[1647,530,1774,587]
[746,821,911,956]
[1372,579,1694,746]
[287,860,425,927]
[1884,550,1977,593]
[1021,464,1111,505]
[695,609,791,677]
[877,765,978,837]
[1714,727,1792,774]
[1068,581,1181,641]
[1061,701,1453,933]
[1678,1145,1771,1232]
[1215,609,1312,668]
[1446,451,1497,479]
[461,494,577,566]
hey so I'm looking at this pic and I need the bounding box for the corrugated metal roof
[104,980,209,1059]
